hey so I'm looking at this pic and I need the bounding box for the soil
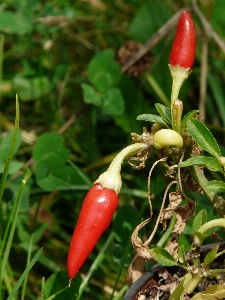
[133,243,225,300]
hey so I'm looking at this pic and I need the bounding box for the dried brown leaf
[166,236,179,261]
[131,218,152,260]
[173,201,196,235]
[160,190,183,230]
[127,255,146,285]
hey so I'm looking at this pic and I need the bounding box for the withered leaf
[127,255,146,285]
[173,201,196,235]
[160,190,183,230]
[131,218,152,260]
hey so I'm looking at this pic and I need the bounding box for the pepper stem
[169,64,191,131]
[95,143,147,194]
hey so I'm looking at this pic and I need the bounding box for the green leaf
[88,49,121,91]
[178,244,186,264]
[206,180,225,193]
[155,103,172,126]
[81,83,101,106]
[204,246,218,267]
[179,157,222,172]
[192,209,207,233]
[181,110,199,131]
[169,272,192,300]
[44,271,81,300]
[187,118,221,158]
[136,114,169,128]
[101,87,125,116]
[33,133,90,191]
[36,164,89,192]
[33,132,69,170]
[149,247,178,267]
[0,11,32,35]
[13,76,51,101]
[190,284,225,300]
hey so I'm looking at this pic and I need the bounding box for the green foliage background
[1,0,225,299]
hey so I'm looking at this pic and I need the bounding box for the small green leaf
[101,87,125,116]
[187,118,221,158]
[88,49,121,91]
[206,180,225,193]
[178,245,186,264]
[192,209,207,233]
[155,103,172,126]
[179,157,222,172]
[204,246,218,267]
[149,247,178,267]
[181,110,199,131]
[169,272,192,300]
[136,114,169,127]
[81,83,101,106]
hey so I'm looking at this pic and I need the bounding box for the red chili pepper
[67,184,118,279]
[169,11,196,69]
[67,143,146,281]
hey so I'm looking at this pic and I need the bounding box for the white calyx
[95,143,147,194]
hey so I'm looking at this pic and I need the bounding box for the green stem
[169,64,191,131]
[95,143,147,194]
[193,218,225,246]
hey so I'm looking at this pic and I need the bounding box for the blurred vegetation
[1,0,225,299]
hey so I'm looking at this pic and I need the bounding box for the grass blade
[1,169,31,282]
[6,248,42,300]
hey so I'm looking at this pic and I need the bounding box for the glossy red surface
[169,11,196,68]
[67,184,118,279]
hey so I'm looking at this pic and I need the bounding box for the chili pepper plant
[1,2,225,300]
[66,9,225,300]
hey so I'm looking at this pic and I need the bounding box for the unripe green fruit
[153,129,183,150]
